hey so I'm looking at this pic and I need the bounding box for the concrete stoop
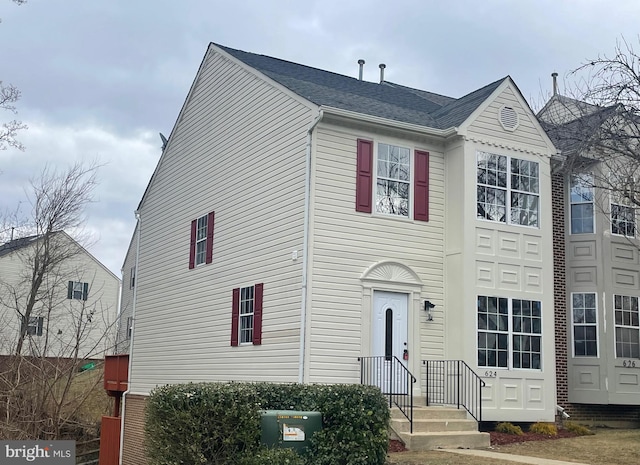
[390,406,490,451]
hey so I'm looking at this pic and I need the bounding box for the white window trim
[570,292,599,358]
[476,296,543,371]
[239,285,255,345]
[613,294,640,359]
[195,214,208,266]
[130,266,136,289]
[373,140,414,220]
[476,151,540,229]
[609,196,636,238]
[126,316,133,340]
[569,173,596,235]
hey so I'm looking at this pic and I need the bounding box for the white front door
[372,291,408,394]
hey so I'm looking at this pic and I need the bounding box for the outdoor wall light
[424,300,435,321]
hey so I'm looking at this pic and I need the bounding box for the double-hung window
[23,316,43,336]
[130,266,136,289]
[231,283,264,346]
[476,151,539,227]
[611,203,636,237]
[376,143,411,217]
[477,296,542,369]
[569,174,594,234]
[356,139,430,222]
[572,292,598,357]
[189,211,214,268]
[614,295,640,358]
[67,281,89,300]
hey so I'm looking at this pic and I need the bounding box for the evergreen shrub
[144,382,389,465]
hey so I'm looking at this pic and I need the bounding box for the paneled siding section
[130,48,313,393]
[467,86,550,152]
[470,148,556,421]
[308,124,446,385]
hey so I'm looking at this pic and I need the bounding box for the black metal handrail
[422,359,485,422]
[358,356,416,433]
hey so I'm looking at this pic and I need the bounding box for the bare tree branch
[0,162,115,440]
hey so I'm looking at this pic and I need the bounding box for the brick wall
[565,403,640,427]
[122,394,148,465]
[551,171,568,407]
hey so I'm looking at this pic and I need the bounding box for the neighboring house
[0,231,120,359]
[121,43,558,464]
[115,224,138,354]
[539,88,640,426]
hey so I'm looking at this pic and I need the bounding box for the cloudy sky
[1,0,639,276]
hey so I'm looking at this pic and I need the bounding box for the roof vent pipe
[358,59,365,81]
[552,72,558,96]
[379,63,386,84]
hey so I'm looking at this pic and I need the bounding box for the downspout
[299,109,324,383]
[119,210,142,465]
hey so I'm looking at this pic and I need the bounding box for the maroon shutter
[205,211,215,264]
[188,219,197,269]
[231,288,240,346]
[356,139,373,213]
[414,150,430,222]
[253,283,264,345]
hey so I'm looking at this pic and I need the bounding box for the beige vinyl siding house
[0,232,120,359]
[127,46,315,395]
[121,43,561,464]
[307,120,446,388]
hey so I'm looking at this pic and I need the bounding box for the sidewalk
[440,449,590,465]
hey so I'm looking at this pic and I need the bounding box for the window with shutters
[476,151,539,227]
[231,283,263,346]
[189,211,214,269]
[68,281,89,300]
[356,139,429,221]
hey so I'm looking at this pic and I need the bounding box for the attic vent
[499,106,519,131]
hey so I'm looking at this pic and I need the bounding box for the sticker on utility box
[282,424,305,441]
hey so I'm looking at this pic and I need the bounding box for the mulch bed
[388,439,407,453]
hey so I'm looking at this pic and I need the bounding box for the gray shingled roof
[0,235,38,258]
[541,104,618,153]
[216,44,507,130]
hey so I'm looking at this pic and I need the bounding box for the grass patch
[386,428,640,465]
[494,428,640,465]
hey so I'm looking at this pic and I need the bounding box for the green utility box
[260,410,322,455]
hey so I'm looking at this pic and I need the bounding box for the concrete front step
[391,417,479,433]
[391,405,469,420]
[390,405,489,450]
[397,430,490,450]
